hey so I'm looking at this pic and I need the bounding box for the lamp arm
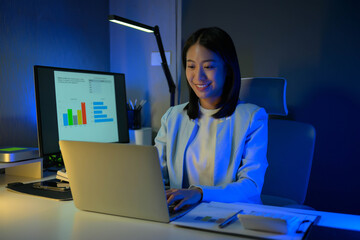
[153,26,176,106]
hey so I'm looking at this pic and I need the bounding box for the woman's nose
[196,67,206,81]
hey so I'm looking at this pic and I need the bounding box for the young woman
[155,27,268,211]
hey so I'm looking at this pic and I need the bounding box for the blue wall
[109,0,177,131]
[0,0,110,147]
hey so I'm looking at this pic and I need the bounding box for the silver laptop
[59,140,193,223]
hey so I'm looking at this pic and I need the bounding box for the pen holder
[127,109,141,130]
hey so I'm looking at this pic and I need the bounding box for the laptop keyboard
[168,202,197,221]
[168,203,178,215]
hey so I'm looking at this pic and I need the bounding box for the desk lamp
[108,15,176,106]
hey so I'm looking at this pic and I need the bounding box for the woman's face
[186,43,227,109]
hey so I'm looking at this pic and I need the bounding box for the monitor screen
[34,65,129,157]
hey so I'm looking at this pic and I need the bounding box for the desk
[1,180,360,240]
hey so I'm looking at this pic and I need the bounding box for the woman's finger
[167,190,184,205]
[174,199,188,211]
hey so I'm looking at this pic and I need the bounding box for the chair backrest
[240,77,316,206]
[263,119,316,204]
[240,77,288,116]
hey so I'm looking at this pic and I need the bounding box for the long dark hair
[182,27,241,119]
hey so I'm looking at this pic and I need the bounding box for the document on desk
[171,202,320,240]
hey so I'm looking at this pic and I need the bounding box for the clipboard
[172,202,320,240]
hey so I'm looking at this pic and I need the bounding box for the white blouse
[184,105,220,187]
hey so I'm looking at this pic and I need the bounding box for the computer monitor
[34,65,129,158]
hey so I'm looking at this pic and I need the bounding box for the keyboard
[168,201,198,221]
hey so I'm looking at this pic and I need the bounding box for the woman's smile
[195,82,211,90]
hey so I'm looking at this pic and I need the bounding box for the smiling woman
[185,43,227,109]
[182,27,241,119]
[155,27,268,212]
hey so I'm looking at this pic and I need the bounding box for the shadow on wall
[296,87,360,215]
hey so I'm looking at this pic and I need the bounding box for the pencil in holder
[127,109,141,130]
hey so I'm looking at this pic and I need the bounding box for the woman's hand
[166,188,203,211]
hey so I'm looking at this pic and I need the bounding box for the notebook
[59,140,194,223]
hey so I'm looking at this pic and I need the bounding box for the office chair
[240,77,316,209]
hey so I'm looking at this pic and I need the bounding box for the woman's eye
[187,65,195,69]
[204,65,215,69]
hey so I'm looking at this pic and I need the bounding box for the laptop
[59,140,194,223]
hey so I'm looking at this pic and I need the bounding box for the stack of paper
[56,168,68,182]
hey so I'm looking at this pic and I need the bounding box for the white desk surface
[1,178,360,240]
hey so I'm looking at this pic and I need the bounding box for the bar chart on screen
[53,70,119,142]
[93,101,114,123]
[62,102,87,126]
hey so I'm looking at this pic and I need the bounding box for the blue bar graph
[93,102,104,105]
[94,114,107,118]
[93,101,113,124]
[63,113,69,126]
[93,106,108,110]
[95,118,114,123]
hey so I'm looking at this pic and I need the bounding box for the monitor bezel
[34,65,129,158]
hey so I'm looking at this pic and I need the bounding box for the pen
[129,100,134,110]
[218,210,243,229]
[136,100,147,110]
